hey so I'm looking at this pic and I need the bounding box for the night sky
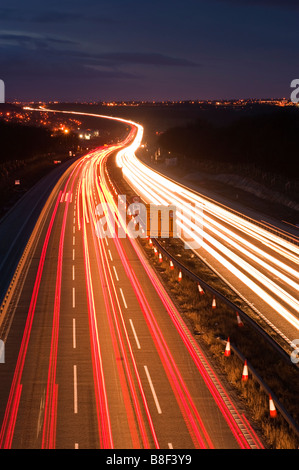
[1,0,298,102]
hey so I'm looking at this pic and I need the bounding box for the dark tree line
[158,108,299,178]
[0,121,78,163]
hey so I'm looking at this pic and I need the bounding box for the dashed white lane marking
[144,365,162,414]
[73,365,78,414]
[73,318,76,349]
[129,319,141,349]
[113,266,119,281]
[119,288,128,309]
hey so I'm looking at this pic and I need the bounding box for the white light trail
[28,106,299,334]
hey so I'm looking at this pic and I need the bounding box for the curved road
[0,111,264,449]
[117,142,299,348]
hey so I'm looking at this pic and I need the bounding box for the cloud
[0,36,141,82]
[0,6,116,25]
[0,30,78,50]
[67,51,200,69]
[0,30,198,69]
[92,52,200,68]
[84,64,141,80]
[214,0,299,8]
[32,11,83,23]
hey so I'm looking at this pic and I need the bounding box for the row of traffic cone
[150,239,278,420]
[224,338,277,418]
[149,240,244,328]
[169,258,183,282]
[148,239,244,321]
[197,280,245,329]
[211,294,245,329]
[149,237,278,419]
[149,240,210,288]
[148,239,181,280]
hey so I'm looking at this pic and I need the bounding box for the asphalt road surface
[0,130,264,449]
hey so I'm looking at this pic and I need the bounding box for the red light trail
[0,107,266,449]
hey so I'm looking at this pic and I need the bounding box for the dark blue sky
[1,0,298,101]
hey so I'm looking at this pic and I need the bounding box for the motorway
[117,137,299,348]
[0,112,265,449]
[0,157,79,305]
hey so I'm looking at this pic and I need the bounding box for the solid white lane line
[119,288,128,309]
[73,318,76,349]
[129,319,141,349]
[73,365,78,414]
[113,266,119,281]
[144,365,162,414]
[72,287,75,308]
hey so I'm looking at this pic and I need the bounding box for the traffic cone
[242,360,248,381]
[154,247,158,256]
[269,395,277,418]
[212,296,216,309]
[224,338,231,357]
[236,312,244,327]
[169,260,174,270]
[149,238,152,246]
[158,253,162,263]
[197,283,204,295]
[178,271,182,282]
